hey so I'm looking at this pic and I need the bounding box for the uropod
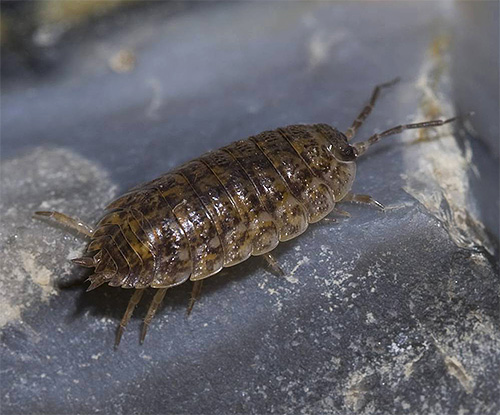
[36,78,459,347]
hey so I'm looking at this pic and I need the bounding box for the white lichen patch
[288,256,311,284]
[344,366,377,412]
[366,312,376,324]
[343,307,498,414]
[19,250,57,301]
[254,241,356,315]
[402,35,493,255]
[0,147,117,329]
[257,275,285,312]
[444,356,474,394]
[429,325,484,395]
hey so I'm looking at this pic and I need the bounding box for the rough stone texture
[0,148,116,330]
[1,2,498,415]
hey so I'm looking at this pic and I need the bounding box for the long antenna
[353,115,462,157]
[345,77,401,141]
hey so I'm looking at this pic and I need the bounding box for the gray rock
[1,2,498,414]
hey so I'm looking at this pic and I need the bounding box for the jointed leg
[332,207,351,217]
[342,193,385,210]
[263,252,285,277]
[115,288,145,348]
[321,207,350,224]
[321,207,351,224]
[34,211,94,237]
[345,77,400,140]
[353,116,458,157]
[140,288,168,344]
[187,280,204,316]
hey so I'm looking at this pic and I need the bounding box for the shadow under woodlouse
[66,254,263,329]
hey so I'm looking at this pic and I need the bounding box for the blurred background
[1,2,499,414]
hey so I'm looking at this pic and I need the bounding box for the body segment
[84,124,355,291]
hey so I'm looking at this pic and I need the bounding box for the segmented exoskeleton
[36,78,459,347]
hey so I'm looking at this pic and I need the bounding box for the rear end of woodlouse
[35,78,461,347]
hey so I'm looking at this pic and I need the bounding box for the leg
[345,77,400,140]
[187,280,203,316]
[86,273,108,292]
[71,257,95,267]
[115,289,145,348]
[140,288,168,344]
[353,116,459,157]
[34,211,94,237]
[332,207,351,217]
[342,193,385,211]
[262,253,285,277]
[321,207,350,224]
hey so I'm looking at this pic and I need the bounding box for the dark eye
[338,145,356,162]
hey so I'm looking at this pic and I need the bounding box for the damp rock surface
[1,2,498,415]
[0,148,116,330]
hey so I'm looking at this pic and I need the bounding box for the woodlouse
[35,78,459,347]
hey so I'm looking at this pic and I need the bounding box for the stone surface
[1,2,498,414]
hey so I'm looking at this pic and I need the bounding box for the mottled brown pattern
[283,124,356,202]
[176,160,248,267]
[35,78,461,346]
[226,138,309,241]
[81,123,358,290]
[259,128,336,223]
[201,149,279,257]
[156,173,224,281]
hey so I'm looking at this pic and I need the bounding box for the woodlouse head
[323,128,357,163]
